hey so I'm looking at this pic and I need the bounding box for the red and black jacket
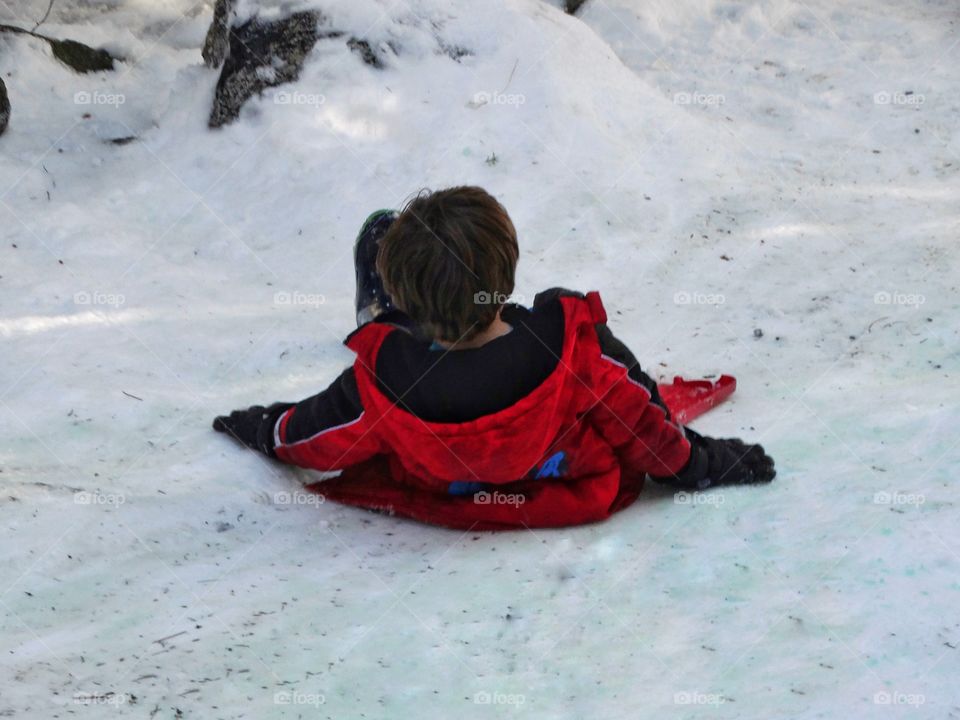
[270,290,694,530]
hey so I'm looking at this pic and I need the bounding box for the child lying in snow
[213,186,775,529]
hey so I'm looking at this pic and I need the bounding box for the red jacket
[274,292,691,530]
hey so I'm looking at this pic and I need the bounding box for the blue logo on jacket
[535,451,568,479]
[447,451,569,494]
[447,481,489,496]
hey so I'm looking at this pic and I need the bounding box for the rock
[0,78,9,136]
[48,38,115,72]
[208,11,323,128]
[438,41,471,63]
[202,0,236,68]
[565,0,589,14]
[0,24,116,73]
[347,37,384,69]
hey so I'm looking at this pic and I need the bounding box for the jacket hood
[345,294,609,486]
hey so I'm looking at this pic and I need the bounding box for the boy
[213,186,774,529]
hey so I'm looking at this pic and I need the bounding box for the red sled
[657,374,737,425]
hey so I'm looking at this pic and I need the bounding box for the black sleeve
[592,322,669,413]
[281,368,365,445]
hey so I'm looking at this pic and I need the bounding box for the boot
[354,209,399,326]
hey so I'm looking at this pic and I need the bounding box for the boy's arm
[586,348,775,487]
[534,288,775,488]
[588,315,775,488]
[585,362,694,480]
[213,367,383,470]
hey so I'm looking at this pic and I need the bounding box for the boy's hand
[212,402,293,457]
[653,429,775,488]
[703,436,776,485]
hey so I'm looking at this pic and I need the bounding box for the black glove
[212,402,293,457]
[702,435,776,486]
[654,428,776,489]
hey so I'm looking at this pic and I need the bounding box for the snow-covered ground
[1,0,958,716]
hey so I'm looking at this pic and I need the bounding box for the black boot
[354,209,399,326]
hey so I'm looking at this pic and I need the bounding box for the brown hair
[377,186,519,342]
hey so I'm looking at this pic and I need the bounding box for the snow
[1,0,958,717]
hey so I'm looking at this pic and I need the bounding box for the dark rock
[0,24,116,73]
[202,0,236,68]
[49,38,115,72]
[347,37,384,69]
[565,0,589,14]
[0,78,9,136]
[208,11,322,128]
[438,42,471,63]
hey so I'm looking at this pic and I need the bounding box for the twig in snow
[31,0,55,32]
[122,391,143,401]
[152,630,187,646]
[499,58,519,95]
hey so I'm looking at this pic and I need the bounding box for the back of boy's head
[377,186,519,342]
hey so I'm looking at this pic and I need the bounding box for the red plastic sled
[657,375,737,425]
